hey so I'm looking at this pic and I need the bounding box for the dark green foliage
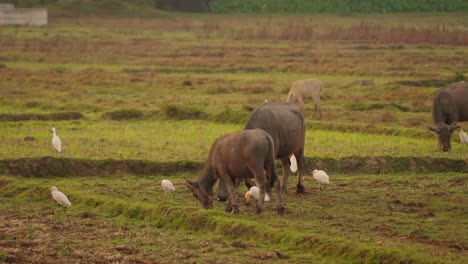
[349,103,408,112]
[397,79,452,87]
[0,157,204,177]
[214,107,249,124]
[398,72,467,87]
[0,156,465,178]
[103,109,144,120]
[162,104,208,120]
[452,72,466,82]
[209,0,468,13]
[0,112,83,122]
[6,0,468,13]
[154,0,211,12]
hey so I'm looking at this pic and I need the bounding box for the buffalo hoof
[225,205,232,213]
[255,207,263,214]
[217,195,228,202]
[231,206,239,215]
[281,186,288,195]
[296,184,305,193]
[277,206,284,214]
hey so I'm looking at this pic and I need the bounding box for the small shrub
[350,103,368,111]
[0,112,84,122]
[51,66,69,74]
[162,104,207,120]
[367,103,386,110]
[182,79,193,86]
[24,101,42,108]
[397,79,446,87]
[214,108,249,124]
[452,72,465,82]
[103,109,144,120]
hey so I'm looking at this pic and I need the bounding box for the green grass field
[0,12,467,263]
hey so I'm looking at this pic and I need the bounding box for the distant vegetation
[3,0,468,14]
[209,0,468,13]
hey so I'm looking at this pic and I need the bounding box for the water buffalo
[287,79,324,120]
[217,102,306,200]
[427,81,468,151]
[185,129,283,214]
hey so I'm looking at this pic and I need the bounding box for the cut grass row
[0,120,466,161]
[1,156,466,178]
[1,172,466,263]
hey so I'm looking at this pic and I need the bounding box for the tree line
[3,0,467,13]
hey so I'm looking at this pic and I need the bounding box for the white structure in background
[0,4,47,26]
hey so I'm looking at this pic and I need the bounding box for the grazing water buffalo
[185,129,283,214]
[428,81,468,151]
[217,102,306,200]
[287,79,324,120]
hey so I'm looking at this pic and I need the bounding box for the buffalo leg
[295,149,305,193]
[220,173,239,214]
[313,97,322,120]
[297,96,305,112]
[251,168,267,214]
[274,176,284,213]
[280,158,291,194]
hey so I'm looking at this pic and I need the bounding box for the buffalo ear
[427,126,439,132]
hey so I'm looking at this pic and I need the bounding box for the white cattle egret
[245,186,270,203]
[50,186,72,207]
[312,169,329,190]
[51,127,62,155]
[460,130,468,145]
[161,179,175,198]
[290,155,298,173]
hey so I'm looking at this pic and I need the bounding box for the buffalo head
[427,122,460,152]
[185,178,212,209]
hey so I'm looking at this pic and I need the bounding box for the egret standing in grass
[51,127,62,156]
[50,186,72,207]
[312,169,329,190]
[161,179,175,198]
[244,186,270,203]
[460,129,468,145]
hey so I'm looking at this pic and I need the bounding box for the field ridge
[0,183,436,263]
[0,156,465,177]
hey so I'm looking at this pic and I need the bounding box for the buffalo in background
[428,81,468,151]
[217,102,306,201]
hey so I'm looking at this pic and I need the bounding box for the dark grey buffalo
[428,81,468,151]
[185,129,283,214]
[217,102,306,200]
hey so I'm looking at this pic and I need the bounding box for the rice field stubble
[0,13,467,263]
